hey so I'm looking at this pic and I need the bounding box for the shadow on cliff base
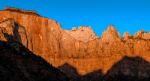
[58,56,150,81]
[58,63,103,81]
[1,20,23,48]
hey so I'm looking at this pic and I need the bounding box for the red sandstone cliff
[0,7,62,60]
[0,7,150,77]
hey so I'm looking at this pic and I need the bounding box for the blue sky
[0,0,150,36]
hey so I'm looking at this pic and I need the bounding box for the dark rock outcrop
[4,7,40,16]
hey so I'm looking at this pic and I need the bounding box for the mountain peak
[64,26,97,42]
[101,25,120,42]
[123,32,131,40]
[107,25,116,31]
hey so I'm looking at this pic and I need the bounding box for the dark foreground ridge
[1,41,150,81]
[58,56,150,81]
[103,56,150,81]
[0,41,69,81]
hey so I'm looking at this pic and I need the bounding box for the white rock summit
[64,26,97,42]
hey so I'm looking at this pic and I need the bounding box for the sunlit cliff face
[0,7,150,76]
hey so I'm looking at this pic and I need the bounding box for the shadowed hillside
[104,56,150,81]
[59,57,150,81]
[0,41,69,81]
[58,63,103,81]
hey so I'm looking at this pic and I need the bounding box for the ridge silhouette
[104,56,150,81]
[0,33,69,81]
[58,56,150,81]
[58,63,103,81]
[4,7,40,16]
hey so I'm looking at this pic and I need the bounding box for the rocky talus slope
[0,7,150,81]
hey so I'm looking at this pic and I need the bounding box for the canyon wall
[0,8,150,76]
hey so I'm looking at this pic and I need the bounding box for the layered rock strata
[0,7,150,76]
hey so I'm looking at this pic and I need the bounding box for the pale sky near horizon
[0,0,150,36]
